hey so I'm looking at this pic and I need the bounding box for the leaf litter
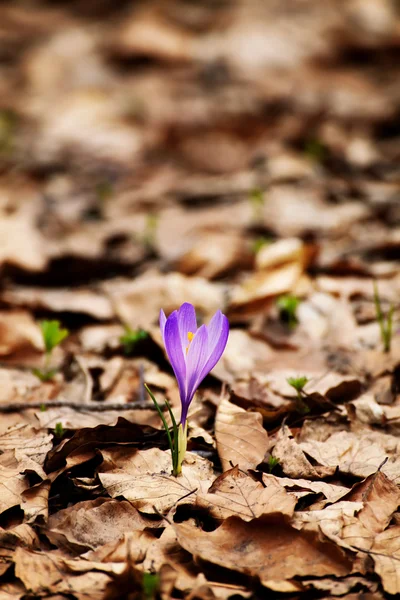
[0,0,400,598]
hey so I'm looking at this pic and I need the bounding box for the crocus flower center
[186,331,194,354]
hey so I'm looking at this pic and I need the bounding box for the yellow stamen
[186,331,194,354]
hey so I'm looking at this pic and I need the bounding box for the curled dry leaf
[0,424,53,477]
[98,447,214,514]
[177,230,249,279]
[371,526,400,595]
[262,473,349,504]
[272,426,336,480]
[211,330,275,384]
[215,394,268,472]
[14,547,110,599]
[174,516,352,584]
[0,466,30,515]
[299,430,400,481]
[0,311,43,357]
[143,525,200,594]
[197,465,295,521]
[21,480,50,524]
[1,286,114,321]
[46,498,158,552]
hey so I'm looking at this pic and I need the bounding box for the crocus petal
[198,314,229,382]
[164,311,187,402]
[177,302,197,355]
[185,324,209,404]
[159,309,167,343]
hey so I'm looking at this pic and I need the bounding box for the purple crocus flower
[160,302,229,427]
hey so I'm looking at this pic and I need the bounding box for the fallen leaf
[197,465,295,521]
[371,526,400,594]
[98,447,214,514]
[174,516,352,584]
[215,394,268,471]
[272,426,336,479]
[46,498,157,552]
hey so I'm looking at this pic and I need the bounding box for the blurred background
[0,0,399,339]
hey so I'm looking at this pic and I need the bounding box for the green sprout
[276,295,300,329]
[251,236,272,255]
[142,213,158,249]
[0,109,17,157]
[142,572,159,600]
[95,180,113,204]
[249,187,265,222]
[33,320,69,382]
[374,281,394,353]
[287,376,309,413]
[145,384,180,477]
[54,422,64,438]
[303,138,326,163]
[120,327,148,355]
[39,403,47,412]
[267,455,280,473]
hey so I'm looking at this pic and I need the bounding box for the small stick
[0,400,158,413]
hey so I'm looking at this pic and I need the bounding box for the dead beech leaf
[105,271,226,329]
[46,498,157,552]
[291,501,366,550]
[174,516,352,584]
[14,547,110,598]
[0,311,42,357]
[230,261,304,308]
[1,286,114,320]
[347,471,400,537]
[0,424,53,475]
[215,395,268,472]
[143,525,200,593]
[262,473,349,503]
[197,465,295,521]
[299,430,400,480]
[177,231,248,279]
[85,530,155,568]
[21,480,50,524]
[211,330,275,384]
[272,426,336,480]
[98,447,214,514]
[371,526,400,595]
[0,466,29,514]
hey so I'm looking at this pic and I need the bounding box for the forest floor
[0,1,400,599]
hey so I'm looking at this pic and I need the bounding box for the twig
[0,400,157,413]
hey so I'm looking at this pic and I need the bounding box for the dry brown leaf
[143,525,199,594]
[85,530,154,567]
[299,430,400,480]
[174,516,352,584]
[105,271,226,329]
[347,470,400,536]
[21,480,50,524]
[0,466,29,514]
[262,473,349,503]
[1,286,114,320]
[371,526,400,595]
[0,311,42,357]
[197,465,295,521]
[211,330,275,384]
[272,426,336,479]
[46,498,158,552]
[98,447,214,514]
[230,262,304,308]
[215,395,268,472]
[14,547,110,598]
[177,231,248,279]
